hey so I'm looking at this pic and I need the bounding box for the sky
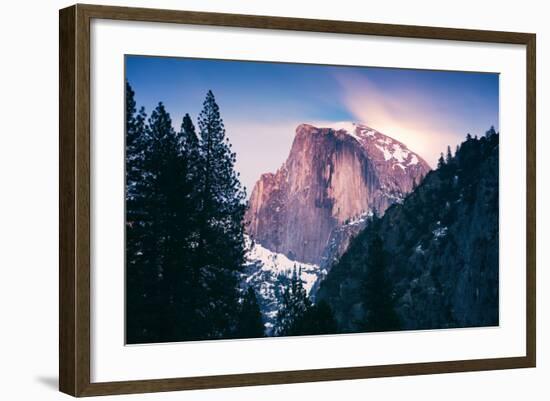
[126,55,499,194]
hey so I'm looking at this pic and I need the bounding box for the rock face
[246,123,431,264]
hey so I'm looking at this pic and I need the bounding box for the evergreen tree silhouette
[485,126,497,137]
[437,152,445,169]
[295,300,338,335]
[236,287,265,338]
[274,267,312,336]
[194,90,247,338]
[126,88,248,343]
[446,145,453,164]
[125,81,153,343]
[141,102,190,342]
[359,222,401,332]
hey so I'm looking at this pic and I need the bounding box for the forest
[125,79,499,344]
[125,82,331,343]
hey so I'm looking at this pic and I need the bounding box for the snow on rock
[433,227,448,238]
[375,143,393,161]
[328,122,426,173]
[345,210,373,227]
[242,236,322,333]
[432,221,448,239]
[245,236,319,294]
[329,121,359,138]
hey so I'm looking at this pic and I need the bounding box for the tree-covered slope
[317,130,499,332]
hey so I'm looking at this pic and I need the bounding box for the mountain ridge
[245,122,431,264]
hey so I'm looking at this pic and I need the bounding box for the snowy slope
[333,122,424,172]
[242,236,323,333]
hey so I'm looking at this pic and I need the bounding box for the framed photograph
[59,4,536,397]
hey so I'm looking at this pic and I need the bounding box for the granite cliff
[246,123,431,264]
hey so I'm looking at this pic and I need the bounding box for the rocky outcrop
[245,123,431,264]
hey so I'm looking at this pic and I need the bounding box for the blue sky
[126,55,499,193]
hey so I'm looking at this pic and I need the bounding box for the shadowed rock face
[245,123,431,264]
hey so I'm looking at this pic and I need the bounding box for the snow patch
[310,121,380,143]
[304,121,426,173]
[391,144,410,163]
[375,139,415,169]
[344,210,374,226]
[243,236,323,333]
[394,163,406,171]
[245,237,319,294]
[330,121,359,137]
[432,222,448,239]
[375,144,393,161]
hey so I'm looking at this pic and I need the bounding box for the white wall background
[0,0,546,400]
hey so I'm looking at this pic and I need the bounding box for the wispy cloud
[334,72,467,167]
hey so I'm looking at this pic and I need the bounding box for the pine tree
[485,126,497,137]
[178,113,202,250]
[125,81,153,344]
[125,81,149,252]
[295,300,338,335]
[145,102,182,255]
[437,152,445,169]
[167,113,204,340]
[236,287,265,338]
[125,80,140,266]
[127,102,202,343]
[195,90,248,338]
[126,88,249,343]
[125,81,148,203]
[274,267,311,336]
[176,114,201,268]
[359,225,401,332]
[180,113,201,170]
[139,102,188,342]
[446,145,453,164]
[274,267,339,336]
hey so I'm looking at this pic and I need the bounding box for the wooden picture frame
[59,3,536,397]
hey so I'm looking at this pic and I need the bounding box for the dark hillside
[317,129,499,332]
